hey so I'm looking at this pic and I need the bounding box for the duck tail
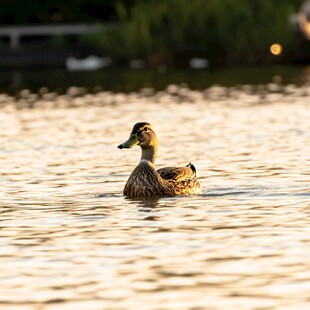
[187,162,197,176]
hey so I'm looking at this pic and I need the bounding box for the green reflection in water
[0,65,309,95]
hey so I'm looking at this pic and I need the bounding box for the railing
[0,24,102,49]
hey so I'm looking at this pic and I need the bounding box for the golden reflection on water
[0,85,309,309]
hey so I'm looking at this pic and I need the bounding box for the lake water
[0,67,310,309]
[1,65,310,95]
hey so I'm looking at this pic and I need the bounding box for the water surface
[0,83,309,309]
[1,65,310,95]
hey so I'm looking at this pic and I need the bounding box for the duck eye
[144,127,148,132]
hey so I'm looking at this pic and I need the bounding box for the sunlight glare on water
[0,82,309,310]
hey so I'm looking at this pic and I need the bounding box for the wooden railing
[0,24,102,49]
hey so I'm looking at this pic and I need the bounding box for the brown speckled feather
[124,161,200,197]
[157,163,196,181]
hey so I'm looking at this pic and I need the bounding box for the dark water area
[1,65,310,95]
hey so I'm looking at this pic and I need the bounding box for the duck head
[118,122,157,149]
[118,122,158,163]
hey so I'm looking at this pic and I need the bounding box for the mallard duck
[118,122,200,197]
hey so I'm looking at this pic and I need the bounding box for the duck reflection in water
[126,196,160,221]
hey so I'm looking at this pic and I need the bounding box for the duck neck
[140,145,157,164]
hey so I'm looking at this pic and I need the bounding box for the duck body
[118,122,200,197]
[124,160,200,196]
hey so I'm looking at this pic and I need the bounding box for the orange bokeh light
[270,43,282,56]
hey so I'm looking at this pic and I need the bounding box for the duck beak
[118,133,139,149]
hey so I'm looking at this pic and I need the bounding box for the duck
[118,122,200,197]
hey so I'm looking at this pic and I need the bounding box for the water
[1,65,310,95]
[0,73,310,309]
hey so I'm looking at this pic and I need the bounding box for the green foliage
[0,0,303,65]
[94,0,302,65]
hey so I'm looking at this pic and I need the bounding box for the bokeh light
[270,43,283,56]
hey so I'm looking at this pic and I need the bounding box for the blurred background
[0,0,310,94]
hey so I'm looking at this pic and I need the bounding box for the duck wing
[157,163,197,181]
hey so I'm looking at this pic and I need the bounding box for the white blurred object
[66,55,111,71]
[289,0,310,40]
[189,58,209,69]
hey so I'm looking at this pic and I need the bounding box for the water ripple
[0,90,309,309]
